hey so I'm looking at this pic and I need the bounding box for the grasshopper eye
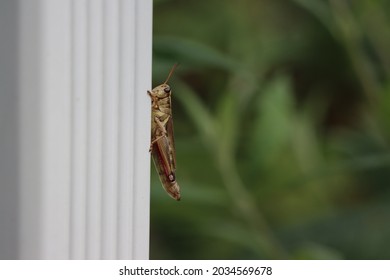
[164,86,171,93]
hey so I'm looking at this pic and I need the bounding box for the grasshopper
[148,64,181,201]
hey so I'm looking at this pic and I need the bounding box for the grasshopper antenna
[164,63,179,84]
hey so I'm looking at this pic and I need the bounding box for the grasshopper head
[151,83,172,99]
[149,64,178,99]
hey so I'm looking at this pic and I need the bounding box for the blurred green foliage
[150,0,390,259]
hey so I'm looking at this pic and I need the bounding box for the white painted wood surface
[0,0,152,259]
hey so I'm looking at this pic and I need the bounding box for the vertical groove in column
[117,0,136,259]
[38,0,73,259]
[133,0,152,259]
[70,0,88,259]
[132,0,139,260]
[101,0,120,259]
[69,0,74,259]
[86,0,103,260]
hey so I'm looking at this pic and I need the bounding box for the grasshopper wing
[166,113,176,171]
[151,134,180,200]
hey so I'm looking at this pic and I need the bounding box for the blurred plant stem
[329,0,380,106]
[217,153,289,258]
[176,80,288,258]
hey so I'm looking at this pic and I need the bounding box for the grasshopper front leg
[149,116,170,152]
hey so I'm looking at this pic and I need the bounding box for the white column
[1,0,152,260]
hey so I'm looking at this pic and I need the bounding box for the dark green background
[150,0,390,259]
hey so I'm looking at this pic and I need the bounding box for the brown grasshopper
[148,64,181,201]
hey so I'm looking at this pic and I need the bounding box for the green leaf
[174,80,217,146]
[251,76,295,167]
[215,91,239,158]
[154,36,240,71]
